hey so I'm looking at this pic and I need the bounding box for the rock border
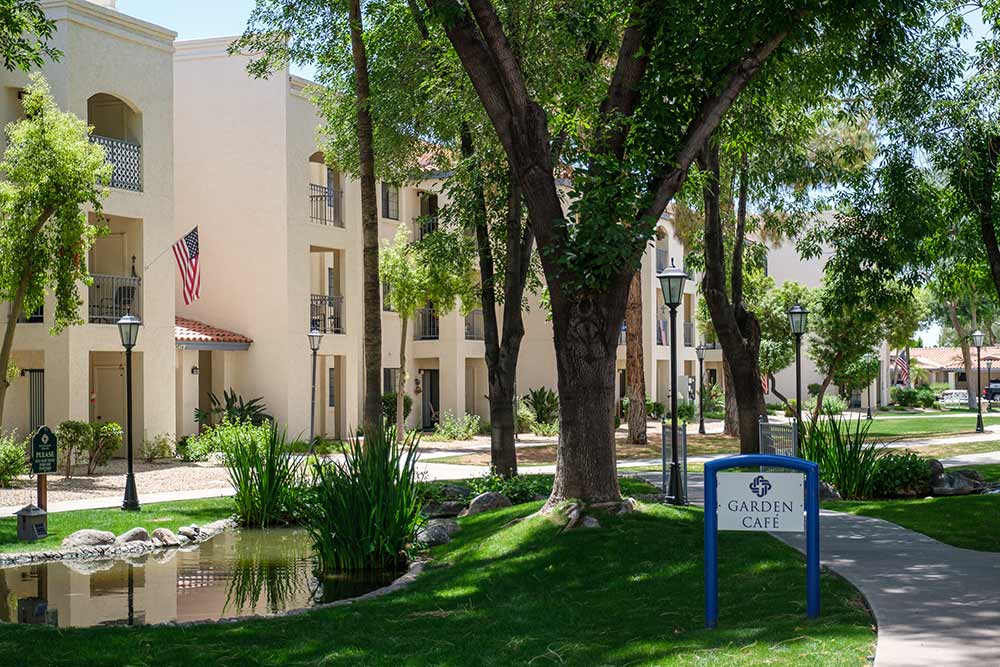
[0,518,236,567]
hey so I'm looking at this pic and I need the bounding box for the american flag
[894,351,909,384]
[761,374,769,394]
[173,227,200,305]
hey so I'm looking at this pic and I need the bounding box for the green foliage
[870,452,931,499]
[225,425,303,527]
[381,392,413,424]
[469,470,550,504]
[833,354,880,393]
[807,383,821,397]
[0,1,60,72]
[672,400,695,423]
[55,420,90,478]
[524,387,558,424]
[183,419,272,463]
[429,412,481,441]
[801,410,884,500]
[890,385,937,409]
[195,388,270,428]
[0,431,26,487]
[516,400,536,433]
[530,421,559,437]
[646,398,665,420]
[809,395,847,416]
[86,422,121,475]
[305,425,422,573]
[142,433,175,463]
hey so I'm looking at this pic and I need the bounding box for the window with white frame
[381,183,400,220]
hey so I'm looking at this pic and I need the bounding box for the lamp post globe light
[696,343,706,435]
[787,304,808,444]
[308,329,323,446]
[117,314,141,512]
[657,259,688,506]
[972,330,985,433]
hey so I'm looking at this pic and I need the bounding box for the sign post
[704,454,820,628]
[30,426,58,511]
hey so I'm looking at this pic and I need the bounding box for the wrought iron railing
[90,135,142,192]
[89,274,141,324]
[418,217,438,240]
[310,294,345,334]
[309,184,344,227]
[465,309,485,340]
[655,248,669,273]
[683,321,694,347]
[415,307,439,340]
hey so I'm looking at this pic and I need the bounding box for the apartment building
[0,0,176,445]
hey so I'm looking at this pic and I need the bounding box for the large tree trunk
[977,136,1000,306]
[811,363,838,422]
[722,357,739,437]
[348,0,383,428]
[625,270,647,444]
[947,301,978,410]
[396,317,409,443]
[0,283,29,426]
[699,142,765,454]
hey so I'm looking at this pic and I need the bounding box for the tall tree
[0,75,112,422]
[0,0,59,71]
[624,270,646,444]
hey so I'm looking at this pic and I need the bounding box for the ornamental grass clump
[225,424,303,528]
[801,408,884,499]
[305,424,422,574]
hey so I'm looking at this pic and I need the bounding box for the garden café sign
[703,455,820,628]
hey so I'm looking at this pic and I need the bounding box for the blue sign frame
[704,454,820,628]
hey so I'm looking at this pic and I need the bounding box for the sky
[115,0,317,79]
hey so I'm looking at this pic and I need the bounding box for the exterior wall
[0,0,176,444]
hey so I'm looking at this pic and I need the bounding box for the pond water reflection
[0,528,398,628]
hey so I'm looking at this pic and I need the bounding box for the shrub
[702,382,724,413]
[915,386,936,408]
[183,419,272,462]
[469,469,550,504]
[811,395,847,415]
[870,452,931,498]
[142,433,175,462]
[646,398,665,420]
[516,400,536,433]
[430,412,481,441]
[670,400,695,423]
[0,432,27,487]
[304,425,422,573]
[381,392,413,425]
[807,383,821,397]
[800,409,883,500]
[891,386,919,407]
[195,388,270,428]
[86,422,122,475]
[531,421,559,437]
[226,425,303,527]
[56,420,91,478]
[524,387,559,424]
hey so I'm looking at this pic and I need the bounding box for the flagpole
[144,226,198,273]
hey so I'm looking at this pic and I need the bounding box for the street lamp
[696,343,706,435]
[787,304,808,439]
[116,314,141,512]
[866,353,875,420]
[308,329,323,445]
[657,259,688,506]
[972,330,984,433]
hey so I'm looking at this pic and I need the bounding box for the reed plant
[225,424,303,527]
[304,424,422,574]
[800,408,884,499]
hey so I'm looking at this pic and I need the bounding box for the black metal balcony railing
[465,309,485,340]
[683,321,694,347]
[415,307,439,340]
[89,274,141,324]
[309,184,345,227]
[310,294,345,334]
[90,135,142,192]
[655,248,669,273]
[418,217,438,240]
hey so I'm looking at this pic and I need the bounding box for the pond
[0,528,399,628]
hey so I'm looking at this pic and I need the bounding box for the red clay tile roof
[175,317,252,345]
[910,346,1000,371]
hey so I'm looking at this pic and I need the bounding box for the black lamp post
[787,304,808,437]
[657,259,688,505]
[117,314,141,512]
[308,329,323,445]
[988,359,994,413]
[972,330,984,433]
[696,343,706,435]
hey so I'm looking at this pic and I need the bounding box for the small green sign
[31,426,57,475]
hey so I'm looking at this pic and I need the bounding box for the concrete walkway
[632,469,1000,667]
[0,486,235,517]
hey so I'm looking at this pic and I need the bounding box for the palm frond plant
[800,407,884,499]
[225,424,303,527]
[524,387,559,424]
[304,424,423,574]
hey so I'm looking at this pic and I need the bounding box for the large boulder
[930,466,987,496]
[152,528,181,548]
[423,500,466,519]
[460,492,512,517]
[416,523,453,546]
[439,483,471,500]
[62,529,115,548]
[819,481,842,501]
[178,525,200,541]
[427,518,460,536]
[116,527,150,544]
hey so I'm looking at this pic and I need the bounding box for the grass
[895,439,1000,459]
[862,415,1000,440]
[953,463,1000,481]
[0,497,234,554]
[420,475,660,499]
[0,501,875,667]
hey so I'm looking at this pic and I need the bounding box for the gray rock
[931,471,986,496]
[178,525,200,541]
[116,527,150,544]
[819,481,842,501]
[580,516,601,529]
[177,534,191,546]
[460,492,512,517]
[927,458,945,478]
[152,527,181,547]
[439,483,471,499]
[423,500,466,518]
[62,529,115,548]
[416,523,452,546]
[64,559,116,576]
[426,518,460,536]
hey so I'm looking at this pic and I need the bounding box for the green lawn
[0,497,234,554]
[0,501,874,667]
[863,415,1000,440]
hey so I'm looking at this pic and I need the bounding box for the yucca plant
[304,424,423,574]
[801,407,884,499]
[225,424,303,527]
[525,387,559,424]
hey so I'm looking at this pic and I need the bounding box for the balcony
[309,184,344,227]
[88,275,141,324]
[310,294,345,334]
[618,322,626,346]
[683,321,694,347]
[655,248,668,273]
[417,217,438,240]
[415,308,439,340]
[465,309,485,340]
[91,135,142,192]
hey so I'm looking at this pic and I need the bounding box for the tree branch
[595,2,653,160]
